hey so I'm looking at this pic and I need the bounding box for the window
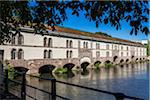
[127,47,129,51]
[18,34,24,45]
[44,37,47,47]
[70,40,73,48]
[66,40,73,48]
[66,50,69,58]
[70,51,72,58]
[96,51,100,58]
[121,46,123,50]
[83,42,88,48]
[66,40,69,48]
[78,41,80,48]
[66,50,73,58]
[115,45,117,50]
[11,35,16,45]
[96,43,100,49]
[18,49,24,59]
[11,49,16,59]
[86,42,88,48]
[48,50,52,58]
[106,44,109,50]
[48,38,52,47]
[44,50,48,58]
[127,52,128,56]
[106,51,109,57]
[121,52,123,56]
[83,42,86,48]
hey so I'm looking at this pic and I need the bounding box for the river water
[14,61,150,100]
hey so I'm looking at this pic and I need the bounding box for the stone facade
[0,26,147,74]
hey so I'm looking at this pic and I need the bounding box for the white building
[0,26,147,73]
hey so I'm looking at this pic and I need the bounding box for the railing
[1,69,144,100]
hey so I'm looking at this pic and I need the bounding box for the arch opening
[63,63,75,71]
[81,62,90,70]
[94,61,101,69]
[113,56,118,62]
[126,59,129,62]
[105,60,111,64]
[39,64,56,74]
[140,58,142,61]
[131,55,134,59]
[14,67,29,73]
[120,59,124,63]
[136,58,138,61]
[94,61,101,65]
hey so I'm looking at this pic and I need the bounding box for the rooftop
[47,26,144,47]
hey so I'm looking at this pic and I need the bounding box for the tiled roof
[47,26,144,47]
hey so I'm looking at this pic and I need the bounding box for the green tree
[95,32,111,37]
[0,1,149,44]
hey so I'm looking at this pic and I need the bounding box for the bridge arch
[94,61,101,67]
[63,63,75,70]
[39,64,56,74]
[139,58,142,61]
[113,56,118,62]
[126,59,129,63]
[136,58,138,61]
[94,61,101,65]
[131,55,134,59]
[81,62,90,69]
[120,59,124,63]
[105,60,111,64]
[14,66,29,73]
[80,57,91,64]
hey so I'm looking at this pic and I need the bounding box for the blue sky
[29,1,149,41]
[60,9,149,41]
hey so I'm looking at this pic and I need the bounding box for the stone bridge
[8,56,146,74]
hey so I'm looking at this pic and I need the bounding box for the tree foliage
[0,1,149,44]
[95,32,111,37]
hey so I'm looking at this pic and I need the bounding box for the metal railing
[1,69,144,100]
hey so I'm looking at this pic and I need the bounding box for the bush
[54,68,68,74]
[94,62,101,69]
[4,61,16,79]
[105,63,114,68]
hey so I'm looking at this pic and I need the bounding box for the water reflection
[17,61,150,100]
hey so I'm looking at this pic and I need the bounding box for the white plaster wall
[52,37,78,48]
[100,42,106,49]
[0,45,78,60]
[23,32,44,46]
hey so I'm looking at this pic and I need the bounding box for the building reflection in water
[12,61,150,100]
